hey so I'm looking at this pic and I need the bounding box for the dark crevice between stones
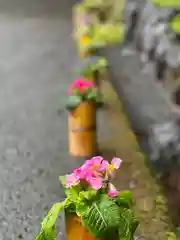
[173,87,180,107]
[171,86,180,116]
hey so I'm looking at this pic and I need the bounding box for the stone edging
[100,78,174,239]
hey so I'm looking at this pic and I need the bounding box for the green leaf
[166,232,177,240]
[118,208,139,240]
[65,188,79,203]
[65,95,82,111]
[99,193,109,201]
[35,230,46,240]
[59,175,66,187]
[76,201,89,217]
[115,191,133,209]
[74,88,81,96]
[86,88,98,101]
[93,24,125,44]
[79,189,98,200]
[153,0,180,7]
[82,197,121,238]
[169,15,180,34]
[76,189,98,217]
[36,200,70,240]
[85,58,107,74]
[130,217,139,237]
[59,175,81,203]
[94,58,107,71]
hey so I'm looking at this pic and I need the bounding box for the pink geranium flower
[111,157,122,169]
[107,157,122,177]
[83,156,108,176]
[68,79,95,95]
[81,157,108,190]
[73,167,87,180]
[88,156,108,173]
[68,156,122,191]
[72,156,108,190]
[66,173,80,188]
[91,156,105,171]
[108,183,120,198]
[86,175,103,190]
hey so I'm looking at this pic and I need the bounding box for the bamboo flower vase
[66,213,99,240]
[68,101,97,157]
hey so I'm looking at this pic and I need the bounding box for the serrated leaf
[75,189,98,217]
[65,185,81,203]
[82,197,121,237]
[76,201,89,217]
[65,95,82,111]
[118,208,139,240]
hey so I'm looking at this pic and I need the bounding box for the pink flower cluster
[68,79,95,95]
[66,156,122,198]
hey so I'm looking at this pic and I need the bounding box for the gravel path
[0,0,77,239]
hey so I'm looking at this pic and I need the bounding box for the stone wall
[124,0,180,110]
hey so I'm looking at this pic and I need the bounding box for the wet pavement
[0,0,78,239]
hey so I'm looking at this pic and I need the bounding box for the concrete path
[0,0,78,239]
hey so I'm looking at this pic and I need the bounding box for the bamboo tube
[66,213,119,240]
[66,213,99,240]
[68,101,97,157]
